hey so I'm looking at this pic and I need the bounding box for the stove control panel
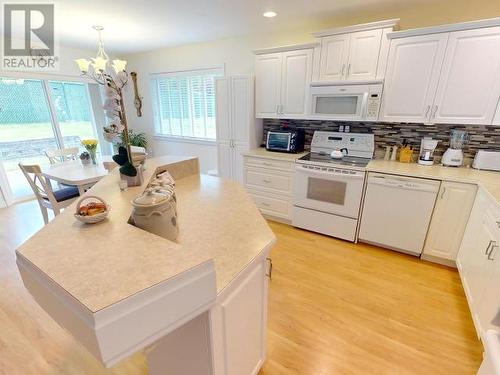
[310,131,375,158]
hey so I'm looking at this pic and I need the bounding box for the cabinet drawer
[244,156,294,172]
[245,169,292,193]
[248,191,292,219]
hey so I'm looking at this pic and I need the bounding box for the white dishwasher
[359,173,440,256]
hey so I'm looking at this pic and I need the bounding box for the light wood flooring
[0,200,482,374]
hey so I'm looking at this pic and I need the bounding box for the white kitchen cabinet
[457,189,500,337]
[254,46,313,119]
[255,53,282,118]
[216,75,256,184]
[422,181,477,264]
[383,23,500,125]
[281,49,313,116]
[346,29,384,80]
[432,27,500,124]
[211,253,270,375]
[380,33,448,123]
[318,34,350,81]
[318,29,383,81]
[314,20,399,82]
[243,154,295,222]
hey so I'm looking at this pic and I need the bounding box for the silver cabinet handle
[440,186,446,199]
[425,105,431,121]
[266,257,273,279]
[485,240,494,255]
[279,104,284,115]
[341,64,346,78]
[262,162,272,166]
[431,104,438,120]
[488,243,498,261]
[262,179,272,183]
[347,63,351,77]
[496,221,500,228]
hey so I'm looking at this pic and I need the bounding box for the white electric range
[293,131,375,242]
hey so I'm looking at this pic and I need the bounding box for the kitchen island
[16,156,276,375]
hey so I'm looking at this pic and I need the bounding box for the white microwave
[310,82,383,121]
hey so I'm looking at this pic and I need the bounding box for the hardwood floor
[0,201,482,374]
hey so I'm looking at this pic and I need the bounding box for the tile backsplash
[263,119,500,163]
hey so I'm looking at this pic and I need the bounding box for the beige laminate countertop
[16,156,276,313]
[243,147,308,161]
[366,160,500,204]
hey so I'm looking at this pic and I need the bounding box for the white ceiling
[55,0,423,54]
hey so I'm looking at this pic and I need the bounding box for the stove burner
[298,152,371,168]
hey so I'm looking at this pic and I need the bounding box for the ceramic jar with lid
[131,188,178,241]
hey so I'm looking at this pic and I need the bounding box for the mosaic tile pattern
[263,119,500,163]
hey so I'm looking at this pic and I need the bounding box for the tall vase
[89,150,97,165]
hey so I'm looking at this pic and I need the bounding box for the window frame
[151,66,224,143]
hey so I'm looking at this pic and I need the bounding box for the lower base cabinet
[423,181,477,264]
[457,188,500,338]
[210,252,270,375]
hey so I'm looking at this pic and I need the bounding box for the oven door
[266,132,291,151]
[293,164,365,218]
[310,85,369,120]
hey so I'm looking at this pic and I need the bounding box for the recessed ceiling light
[263,11,277,18]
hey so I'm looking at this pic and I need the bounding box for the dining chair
[45,147,80,164]
[19,163,80,225]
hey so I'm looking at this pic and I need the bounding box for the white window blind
[152,68,223,140]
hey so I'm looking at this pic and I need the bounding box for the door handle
[347,63,351,77]
[485,240,494,255]
[488,243,498,261]
[424,105,430,121]
[431,105,438,120]
[341,64,345,78]
[262,179,272,183]
[266,257,273,279]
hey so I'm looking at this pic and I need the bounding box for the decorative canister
[130,188,178,241]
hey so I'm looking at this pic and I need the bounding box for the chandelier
[75,26,127,87]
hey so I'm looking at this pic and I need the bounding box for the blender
[442,130,468,167]
[418,137,439,166]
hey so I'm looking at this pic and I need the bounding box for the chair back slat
[18,163,57,204]
[45,147,79,164]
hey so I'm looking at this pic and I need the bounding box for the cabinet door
[231,142,248,185]
[230,76,252,144]
[216,78,231,143]
[423,182,477,261]
[281,49,313,117]
[346,29,383,80]
[458,193,498,315]
[318,34,350,81]
[217,141,233,179]
[211,257,268,375]
[380,33,448,123]
[477,238,500,335]
[432,27,500,125]
[255,53,282,118]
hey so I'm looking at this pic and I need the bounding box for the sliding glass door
[0,77,100,202]
[0,78,59,200]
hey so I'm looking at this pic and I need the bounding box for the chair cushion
[48,186,80,202]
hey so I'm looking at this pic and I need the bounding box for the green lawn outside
[0,121,96,141]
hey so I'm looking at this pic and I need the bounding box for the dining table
[41,157,114,195]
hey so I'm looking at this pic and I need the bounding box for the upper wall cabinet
[381,20,500,125]
[312,19,400,83]
[380,34,449,123]
[254,45,315,119]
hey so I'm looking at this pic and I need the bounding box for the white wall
[121,28,316,173]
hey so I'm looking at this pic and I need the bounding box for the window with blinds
[152,68,223,140]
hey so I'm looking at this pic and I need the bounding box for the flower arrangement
[81,139,99,165]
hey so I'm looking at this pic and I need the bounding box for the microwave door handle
[361,93,369,120]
